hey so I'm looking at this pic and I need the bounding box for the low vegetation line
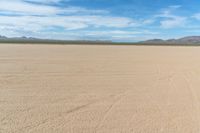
[1,41,200,46]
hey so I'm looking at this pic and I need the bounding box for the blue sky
[1,0,200,42]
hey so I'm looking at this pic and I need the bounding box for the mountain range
[0,35,112,44]
[141,36,200,44]
[1,35,200,45]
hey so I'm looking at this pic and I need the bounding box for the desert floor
[1,44,200,133]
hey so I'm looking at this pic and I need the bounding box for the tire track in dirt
[94,92,128,132]
[1,107,34,123]
[16,95,117,132]
[183,72,200,132]
[16,102,94,132]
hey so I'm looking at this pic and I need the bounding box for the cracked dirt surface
[1,44,200,133]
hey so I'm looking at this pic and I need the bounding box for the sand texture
[1,44,200,133]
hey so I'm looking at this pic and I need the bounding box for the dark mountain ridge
[142,36,200,44]
[1,35,200,45]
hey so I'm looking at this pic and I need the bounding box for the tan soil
[1,44,200,133]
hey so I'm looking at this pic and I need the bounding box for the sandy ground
[1,44,200,133]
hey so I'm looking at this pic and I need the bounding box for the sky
[1,0,200,42]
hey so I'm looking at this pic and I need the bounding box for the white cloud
[0,15,137,32]
[0,0,107,16]
[0,26,159,42]
[160,16,186,29]
[0,0,139,30]
[168,5,182,9]
[0,0,161,41]
[142,19,155,25]
[193,13,200,20]
[156,5,187,29]
[25,0,63,4]
[0,0,141,42]
[0,0,58,15]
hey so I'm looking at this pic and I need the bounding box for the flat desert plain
[1,44,200,133]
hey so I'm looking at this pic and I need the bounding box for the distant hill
[0,35,7,39]
[1,35,200,46]
[141,36,200,45]
[0,35,113,44]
